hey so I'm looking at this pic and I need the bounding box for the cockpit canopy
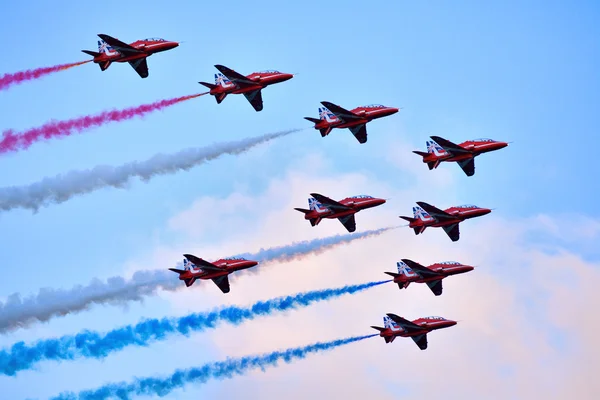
[440,261,460,265]
[425,316,446,320]
[257,70,280,73]
[473,138,494,142]
[457,204,478,209]
[144,37,166,42]
[361,104,386,108]
[223,256,246,261]
[351,195,373,199]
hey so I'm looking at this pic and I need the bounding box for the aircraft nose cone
[281,73,294,81]
[447,320,458,327]
[480,208,492,215]
[464,265,475,272]
[389,107,400,114]
[376,198,387,205]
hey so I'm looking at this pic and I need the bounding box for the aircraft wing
[401,259,444,279]
[321,101,363,123]
[337,214,356,233]
[426,280,443,296]
[211,275,230,293]
[183,254,224,272]
[416,201,455,222]
[348,124,368,144]
[310,193,352,211]
[243,89,263,111]
[442,223,460,242]
[214,65,256,88]
[430,136,470,154]
[98,34,143,56]
[386,313,423,334]
[128,58,149,78]
[411,334,428,350]
[457,158,475,176]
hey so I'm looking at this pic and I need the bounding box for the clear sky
[0,1,599,399]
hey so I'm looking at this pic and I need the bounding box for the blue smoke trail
[0,226,397,333]
[0,280,390,376]
[51,334,377,400]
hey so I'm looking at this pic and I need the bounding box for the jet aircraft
[168,254,258,293]
[413,136,508,176]
[371,314,457,349]
[82,34,179,78]
[199,65,293,111]
[400,202,491,242]
[304,102,398,144]
[385,259,474,295]
[294,193,386,232]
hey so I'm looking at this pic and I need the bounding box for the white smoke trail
[0,227,397,333]
[0,129,300,213]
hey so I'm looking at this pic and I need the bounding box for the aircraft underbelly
[232,85,263,94]
[338,120,368,129]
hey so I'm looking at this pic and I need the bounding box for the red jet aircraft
[168,254,258,293]
[400,202,491,242]
[371,314,457,349]
[199,65,294,112]
[413,136,508,176]
[294,193,386,232]
[385,259,474,296]
[304,102,399,144]
[82,34,179,78]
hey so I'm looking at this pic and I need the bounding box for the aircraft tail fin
[427,140,447,156]
[97,39,115,55]
[82,50,101,58]
[215,73,233,87]
[413,206,432,221]
[319,106,339,122]
[397,261,418,277]
[199,81,217,90]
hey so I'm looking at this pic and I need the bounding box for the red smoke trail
[0,93,206,154]
[0,60,91,92]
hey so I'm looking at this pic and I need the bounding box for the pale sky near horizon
[0,1,599,399]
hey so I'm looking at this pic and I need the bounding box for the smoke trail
[51,334,376,400]
[0,129,299,213]
[0,227,395,332]
[0,60,90,92]
[0,93,206,153]
[0,280,389,375]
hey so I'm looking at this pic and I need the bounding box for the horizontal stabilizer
[304,117,321,124]
[183,254,224,271]
[168,268,186,274]
[413,150,429,157]
[82,50,101,57]
[384,272,400,278]
[370,326,385,332]
[399,216,416,223]
[294,207,311,214]
[199,81,217,89]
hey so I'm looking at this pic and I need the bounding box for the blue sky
[0,1,599,398]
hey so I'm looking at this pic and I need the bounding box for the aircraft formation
[85,32,508,350]
[1,31,511,393]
